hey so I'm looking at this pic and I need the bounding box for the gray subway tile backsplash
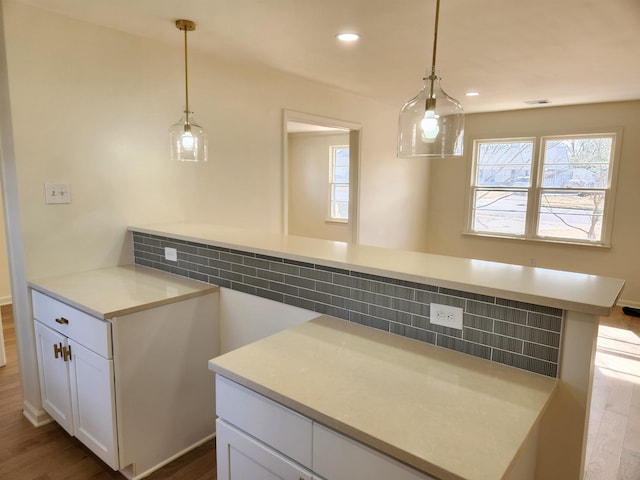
[390,323,436,344]
[133,232,563,378]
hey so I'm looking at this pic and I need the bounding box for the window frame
[465,130,622,247]
[328,145,350,223]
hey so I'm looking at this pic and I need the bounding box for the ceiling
[13,0,640,113]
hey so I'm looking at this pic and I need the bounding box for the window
[468,133,619,246]
[329,146,349,221]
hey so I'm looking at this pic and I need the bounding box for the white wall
[4,2,197,279]
[1,1,432,415]
[3,1,431,282]
[288,132,350,242]
[426,101,640,307]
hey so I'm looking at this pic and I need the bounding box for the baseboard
[618,298,640,309]
[0,295,12,306]
[120,432,216,480]
[22,399,53,427]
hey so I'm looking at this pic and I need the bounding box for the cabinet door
[69,340,118,470]
[216,419,313,480]
[34,321,74,434]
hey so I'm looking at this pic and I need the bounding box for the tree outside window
[468,133,618,245]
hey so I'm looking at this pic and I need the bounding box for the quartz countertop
[209,315,557,480]
[28,264,218,319]
[130,222,625,315]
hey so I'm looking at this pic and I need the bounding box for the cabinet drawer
[313,423,435,480]
[32,290,112,358]
[216,376,312,468]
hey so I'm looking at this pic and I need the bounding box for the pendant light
[169,19,208,162]
[398,0,464,158]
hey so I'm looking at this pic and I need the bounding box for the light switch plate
[45,183,71,204]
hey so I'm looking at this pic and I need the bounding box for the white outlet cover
[164,247,178,262]
[430,303,464,330]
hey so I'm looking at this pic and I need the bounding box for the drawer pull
[63,345,72,362]
[53,343,63,359]
[55,317,69,325]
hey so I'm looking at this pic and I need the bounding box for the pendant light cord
[427,0,441,107]
[431,0,440,72]
[183,26,190,125]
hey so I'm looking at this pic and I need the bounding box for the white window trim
[328,145,349,222]
[464,129,623,247]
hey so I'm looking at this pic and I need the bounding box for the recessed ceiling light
[465,92,480,97]
[336,33,360,42]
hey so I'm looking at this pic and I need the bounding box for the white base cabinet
[31,287,219,479]
[216,420,317,480]
[33,320,78,436]
[33,303,117,469]
[313,423,430,480]
[215,376,435,480]
[69,339,118,467]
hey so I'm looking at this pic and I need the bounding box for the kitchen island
[209,315,557,480]
[128,222,625,479]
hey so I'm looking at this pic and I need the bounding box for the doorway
[282,110,361,243]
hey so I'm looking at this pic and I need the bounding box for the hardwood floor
[2,303,640,479]
[584,307,640,480]
[0,305,217,480]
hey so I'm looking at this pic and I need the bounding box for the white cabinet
[31,285,219,480]
[215,376,434,480]
[313,423,433,480]
[33,320,75,434]
[69,339,118,467]
[215,375,312,467]
[216,420,316,480]
[33,295,118,468]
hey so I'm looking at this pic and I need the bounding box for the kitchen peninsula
[210,315,557,480]
[128,222,625,479]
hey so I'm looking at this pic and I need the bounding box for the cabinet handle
[53,343,63,359]
[55,317,69,325]
[63,345,72,362]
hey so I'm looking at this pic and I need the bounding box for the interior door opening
[282,110,361,244]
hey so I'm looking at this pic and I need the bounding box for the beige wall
[3,3,636,304]
[426,101,640,307]
[2,1,432,282]
[288,132,350,242]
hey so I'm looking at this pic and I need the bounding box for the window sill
[325,219,348,225]
[462,231,611,249]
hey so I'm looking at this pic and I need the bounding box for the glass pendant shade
[170,19,208,163]
[170,110,208,162]
[398,68,464,158]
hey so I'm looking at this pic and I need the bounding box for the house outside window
[329,146,349,221]
[467,132,620,246]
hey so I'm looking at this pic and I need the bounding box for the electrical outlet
[430,303,464,330]
[44,183,71,204]
[164,247,178,262]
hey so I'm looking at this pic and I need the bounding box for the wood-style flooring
[0,305,217,479]
[2,304,640,479]
[584,307,640,480]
